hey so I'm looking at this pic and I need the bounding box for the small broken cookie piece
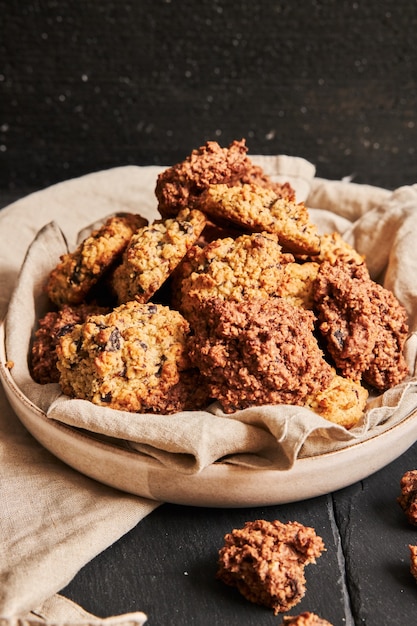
[305,370,368,429]
[282,612,333,626]
[314,260,409,390]
[187,296,333,413]
[46,213,148,307]
[173,232,294,323]
[155,139,294,218]
[111,208,207,304]
[409,545,417,582]
[398,470,417,525]
[199,183,321,255]
[31,303,109,384]
[217,519,325,615]
[56,300,201,414]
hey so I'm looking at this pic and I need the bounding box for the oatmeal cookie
[305,370,368,429]
[111,208,207,305]
[398,470,417,525]
[31,303,109,384]
[56,300,207,413]
[187,297,333,413]
[282,613,333,626]
[217,519,325,615]
[199,183,321,255]
[46,213,148,307]
[173,232,294,322]
[155,139,294,218]
[314,260,409,390]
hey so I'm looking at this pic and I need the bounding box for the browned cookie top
[217,519,325,615]
[187,296,333,413]
[155,139,294,218]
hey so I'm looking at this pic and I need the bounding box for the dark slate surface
[2,2,417,624]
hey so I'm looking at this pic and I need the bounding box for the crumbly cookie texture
[111,208,207,305]
[276,262,320,309]
[199,182,321,255]
[56,300,207,413]
[398,470,417,525]
[31,303,109,384]
[282,613,333,626]
[217,519,325,615]
[305,370,368,429]
[409,545,417,582]
[308,231,364,266]
[155,139,294,218]
[314,260,409,390]
[46,213,148,307]
[173,232,294,322]
[187,297,333,414]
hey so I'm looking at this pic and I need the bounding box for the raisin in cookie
[155,139,294,218]
[305,370,368,429]
[31,303,109,384]
[46,213,147,306]
[187,296,333,413]
[217,519,325,615]
[111,208,206,305]
[56,300,206,413]
[199,182,321,255]
[314,260,409,390]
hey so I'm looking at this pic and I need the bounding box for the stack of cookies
[31,139,409,427]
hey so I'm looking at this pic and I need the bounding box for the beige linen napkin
[1,159,417,622]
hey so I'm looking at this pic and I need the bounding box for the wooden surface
[2,2,417,624]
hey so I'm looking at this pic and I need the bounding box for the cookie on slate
[398,470,417,525]
[155,139,295,218]
[305,370,368,429]
[187,296,333,414]
[217,519,325,615]
[173,232,294,322]
[314,260,409,390]
[198,182,321,255]
[46,213,148,307]
[56,300,207,414]
[31,303,109,384]
[111,208,206,305]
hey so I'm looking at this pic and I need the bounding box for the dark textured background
[1,0,417,193]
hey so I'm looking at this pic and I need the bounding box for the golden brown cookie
[173,232,294,322]
[56,300,208,413]
[111,208,207,305]
[46,213,148,306]
[199,183,321,255]
[308,231,364,266]
[217,519,325,615]
[276,261,320,309]
[187,296,334,413]
[305,370,368,429]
